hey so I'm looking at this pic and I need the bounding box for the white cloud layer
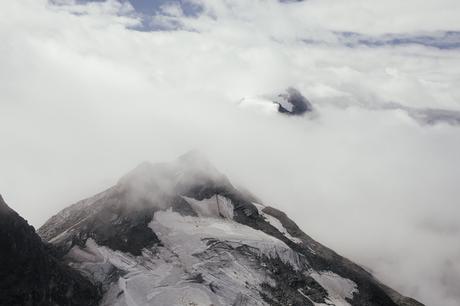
[1,1,460,305]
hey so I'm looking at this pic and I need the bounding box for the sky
[1,0,460,305]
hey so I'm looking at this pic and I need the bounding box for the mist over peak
[176,150,225,180]
[118,151,230,198]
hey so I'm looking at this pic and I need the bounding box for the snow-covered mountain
[1,152,423,305]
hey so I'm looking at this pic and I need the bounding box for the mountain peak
[239,87,314,116]
[274,87,313,115]
[35,154,423,306]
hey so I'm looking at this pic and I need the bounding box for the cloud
[333,31,460,50]
[1,1,460,305]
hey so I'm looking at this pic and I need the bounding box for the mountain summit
[2,153,423,305]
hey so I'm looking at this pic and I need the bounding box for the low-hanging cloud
[1,1,460,305]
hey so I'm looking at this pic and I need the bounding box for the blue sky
[77,0,199,16]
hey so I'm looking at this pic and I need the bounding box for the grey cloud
[336,31,460,50]
[403,107,460,126]
[358,102,460,126]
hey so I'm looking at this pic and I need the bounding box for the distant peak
[239,87,314,116]
[274,87,313,115]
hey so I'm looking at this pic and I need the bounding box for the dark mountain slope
[0,195,101,306]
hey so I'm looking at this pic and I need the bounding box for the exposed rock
[274,87,313,115]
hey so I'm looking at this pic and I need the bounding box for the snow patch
[182,195,234,219]
[253,202,303,244]
[263,213,303,244]
[310,271,358,306]
[273,95,294,112]
[68,239,222,306]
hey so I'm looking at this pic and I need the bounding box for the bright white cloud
[1,1,460,305]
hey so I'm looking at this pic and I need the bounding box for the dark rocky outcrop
[259,255,328,306]
[0,195,101,306]
[275,87,313,115]
[67,189,162,257]
[39,186,165,257]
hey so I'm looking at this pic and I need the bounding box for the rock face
[274,87,313,115]
[35,152,423,306]
[0,195,101,306]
